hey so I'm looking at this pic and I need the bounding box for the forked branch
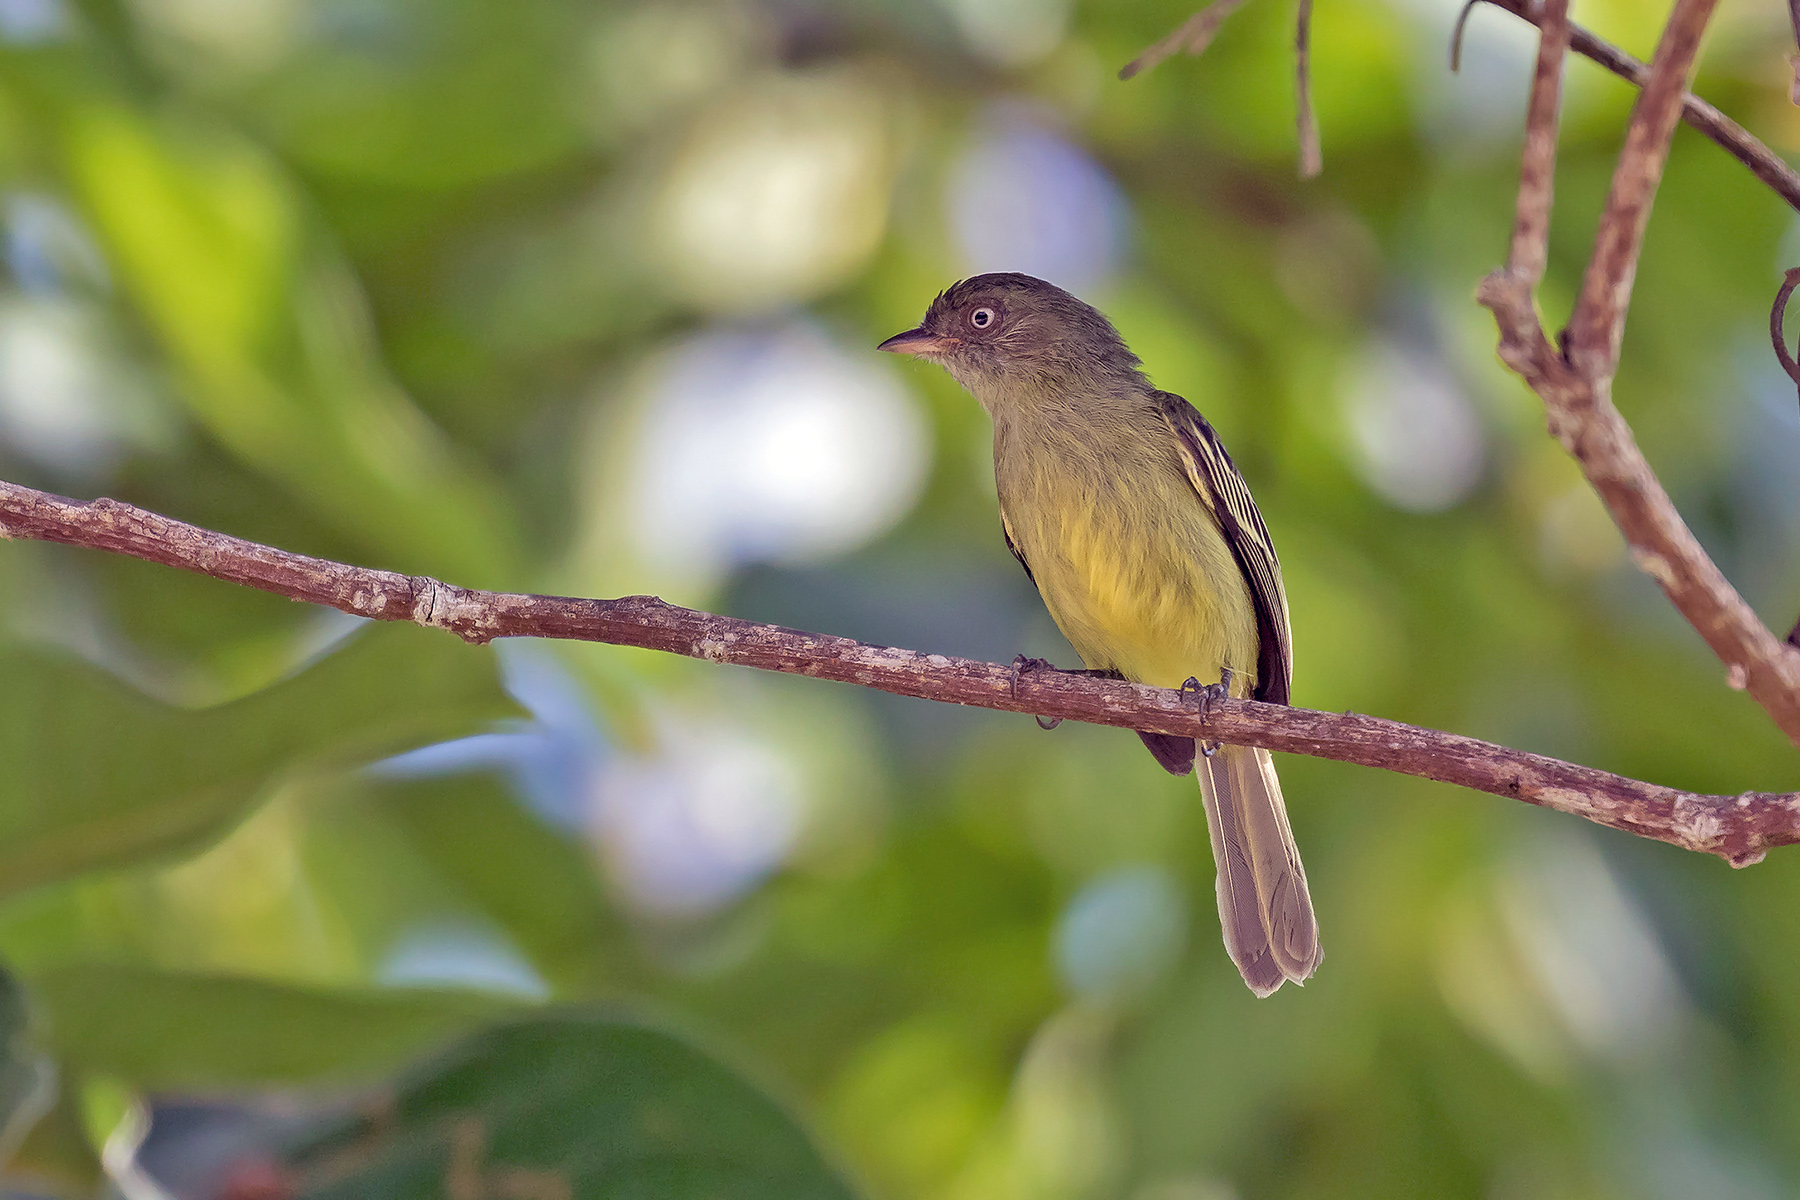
[1476,0,1800,748]
[1476,0,1800,213]
[1,478,1794,867]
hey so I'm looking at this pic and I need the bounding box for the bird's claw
[1179,668,1233,758]
[1009,655,1062,730]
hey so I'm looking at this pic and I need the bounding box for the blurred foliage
[0,624,515,897]
[1,0,1800,1197]
[286,1012,855,1199]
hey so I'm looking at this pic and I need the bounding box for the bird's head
[878,273,1143,401]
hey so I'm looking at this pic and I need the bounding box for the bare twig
[1566,0,1719,379]
[1508,0,1570,285]
[1118,0,1248,80]
[1122,0,1321,176]
[1788,0,1800,105]
[0,478,1794,866]
[1479,0,1800,214]
[1449,0,1479,73]
[1478,275,1800,748]
[1770,267,1800,400]
[1477,0,1800,749]
[1295,0,1321,178]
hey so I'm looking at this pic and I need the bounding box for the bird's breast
[995,418,1258,692]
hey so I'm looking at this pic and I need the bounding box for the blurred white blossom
[1054,865,1187,1004]
[0,0,67,43]
[939,0,1071,68]
[378,922,549,999]
[624,321,930,586]
[0,296,171,478]
[1341,338,1486,511]
[649,69,898,312]
[593,716,805,918]
[947,105,1128,296]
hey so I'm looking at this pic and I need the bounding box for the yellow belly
[1003,465,1260,696]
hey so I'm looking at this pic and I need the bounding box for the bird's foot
[1179,668,1233,758]
[1009,655,1063,729]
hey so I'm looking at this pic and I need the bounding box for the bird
[879,272,1320,997]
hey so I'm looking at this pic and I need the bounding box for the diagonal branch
[1478,272,1800,745]
[1477,0,1800,750]
[1480,0,1800,214]
[1507,0,1570,285]
[1,478,1794,867]
[1295,0,1322,179]
[1118,0,1248,80]
[1565,0,1718,378]
[1788,0,1800,105]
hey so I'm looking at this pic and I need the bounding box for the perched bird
[880,272,1320,996]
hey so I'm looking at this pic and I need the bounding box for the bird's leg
[1009,654,1053,695]
[1009,658,1119,730]
[1179,667,1234,758]
[1009,655,1063,729]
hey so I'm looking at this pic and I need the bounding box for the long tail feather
[1196,744,1320,996]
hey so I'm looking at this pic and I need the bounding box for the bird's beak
[878,327,957,356]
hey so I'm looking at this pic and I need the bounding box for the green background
[1,0,1799,1196]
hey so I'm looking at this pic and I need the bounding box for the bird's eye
[969,307,996,330]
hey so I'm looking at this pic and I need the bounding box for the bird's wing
[1152,391,1293,706]
[1000,511,1036,586]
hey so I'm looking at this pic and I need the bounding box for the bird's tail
[1196,743,1321,996]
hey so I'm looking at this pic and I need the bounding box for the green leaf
[287,1012,858,1200]
[374,773,628,996]
[30,965,512,1086]
[59,104,523,583]
[0,624,515,896]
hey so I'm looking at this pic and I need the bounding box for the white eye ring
[970,307,996,329]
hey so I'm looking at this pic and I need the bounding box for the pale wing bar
[1151,391,1293,707]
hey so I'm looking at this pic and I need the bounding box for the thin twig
[1479,274,1800,752]
[1788,0,1800,105]
[1295,0,1321,179]
[0,478,1793,866]
[1769,267,1800,398]
[1509,0,1570,285]
[1118,0,1249,80]
[1479,0,1800,214]
[1449,0,1479,73]
[1475,0,1800,747]
[1566,0,1719,380]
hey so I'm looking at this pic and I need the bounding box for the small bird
[880,273,1320,996]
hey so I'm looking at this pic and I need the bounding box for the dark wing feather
[1000,512,1036,587]
[1151,391,1293,706]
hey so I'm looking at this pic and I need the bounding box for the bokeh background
[2,0,1800,1196]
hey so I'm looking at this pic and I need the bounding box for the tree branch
[1294,0,1322,179]
[1769,266,1800,402]
[0,478,1793,867]
[1476,0,1800,750]
[1479,271,1800,741]
[1117,0,1247,81]
[1787,0,1800,105]
[1117,0,1320,178]
[1506,0,1569,285]
[1480,0,1800,214]
[1566,0,1718,378]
